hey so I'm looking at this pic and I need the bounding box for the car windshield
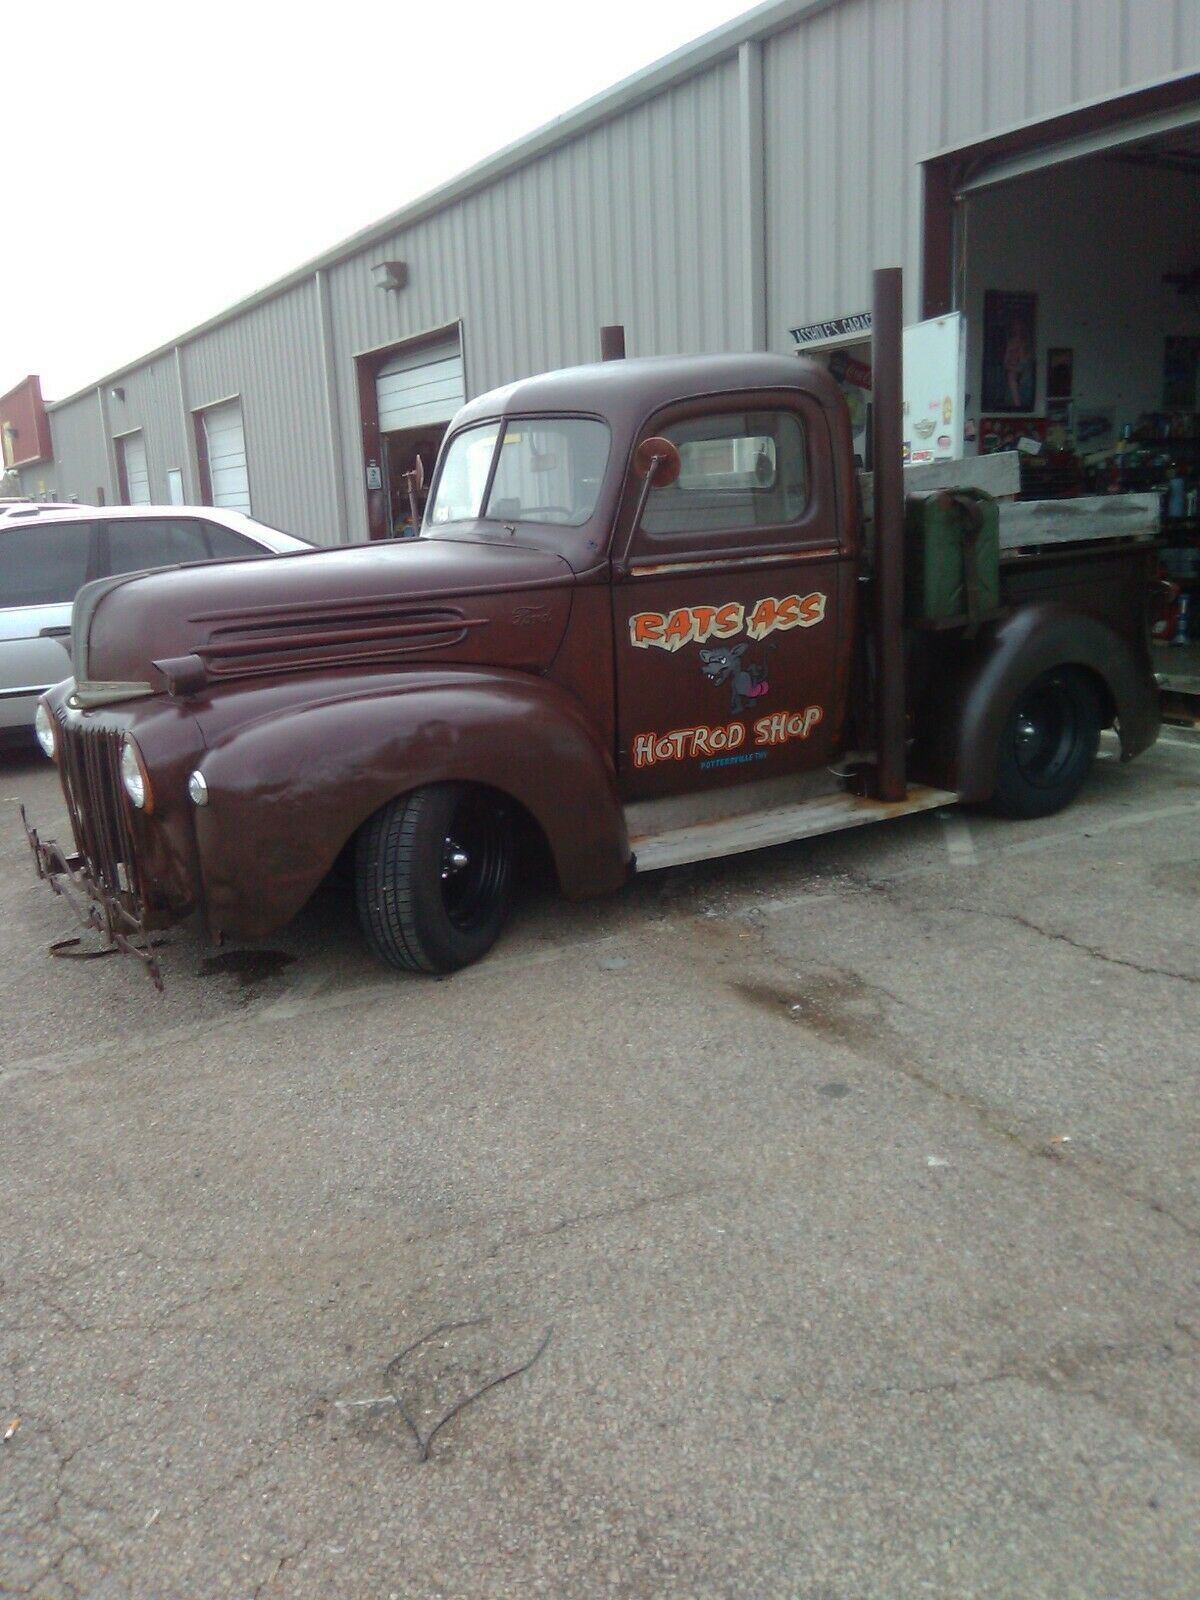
[427,417,610,528]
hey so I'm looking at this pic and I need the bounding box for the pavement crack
[489,1181,723,1257]
[928,902,1199,987]
[729,954,1200,1245]
[252,1539,314,1597]
[864,1327,1200,1410]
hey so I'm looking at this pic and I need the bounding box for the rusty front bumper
[21,805,164,991]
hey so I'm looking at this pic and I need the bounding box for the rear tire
[355,783,514,973]
[986,667,1101,819]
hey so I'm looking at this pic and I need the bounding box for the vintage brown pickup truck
[25,273,1159,987]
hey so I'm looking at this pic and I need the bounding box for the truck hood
[76,537,576,699]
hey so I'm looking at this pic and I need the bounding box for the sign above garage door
[376,337,465,433]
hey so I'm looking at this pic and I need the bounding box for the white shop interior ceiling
[961,138,1200,436]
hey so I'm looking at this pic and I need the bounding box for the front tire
[355,783,514,973]
[985,667,1101,819]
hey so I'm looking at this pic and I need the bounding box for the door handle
[39,626,71,638]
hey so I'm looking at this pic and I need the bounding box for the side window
[104,518,211,576]
[0,524,91,607]
[640,410,809,540]
[202,522,257,560]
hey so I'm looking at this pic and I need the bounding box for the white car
[0,505,312,736]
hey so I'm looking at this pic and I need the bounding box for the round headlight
[187,770,209,807]
[34,702,57,761]
[120,736,152,811]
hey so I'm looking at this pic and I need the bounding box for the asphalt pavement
[1,730,1198,1599]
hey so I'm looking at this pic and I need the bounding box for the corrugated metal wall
[763,0,1200,343]
[43,395,108,504]
[182,280,339,542]
[325,60,745,534]
[14,456,59,500]
[35,0,1200,542]
[103,356,188,502]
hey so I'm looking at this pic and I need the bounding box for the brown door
[612,396,854,801]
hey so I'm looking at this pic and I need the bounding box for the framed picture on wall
[982,290,1038,413]
[1046,348,1073,400]
[1163,336,1200,409]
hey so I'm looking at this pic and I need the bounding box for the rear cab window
[640,410,810,539]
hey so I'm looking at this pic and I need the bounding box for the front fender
[192,669,627,938]
[916,603,1160,803]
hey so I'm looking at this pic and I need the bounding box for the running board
[628,784,957,872]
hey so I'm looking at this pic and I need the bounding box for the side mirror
[633,435,682,487]
[617,437,683,575]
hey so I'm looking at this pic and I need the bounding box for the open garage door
[960,123,1200,464]
[369,335,466,538]
[931,82,1200,701]
[376,338,465,433]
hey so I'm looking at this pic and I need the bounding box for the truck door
[611,396,854,800]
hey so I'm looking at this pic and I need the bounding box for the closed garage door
[376,338,465,432]
[120,432,151,505]
[202,399,251,515]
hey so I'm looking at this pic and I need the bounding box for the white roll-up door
[376,338,465,433]
[121,432,151,505]
[202,399,251,515]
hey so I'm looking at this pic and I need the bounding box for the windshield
[427,417,610,528]
[426,423,501,525]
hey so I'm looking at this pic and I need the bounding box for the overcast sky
[0,0,755,401]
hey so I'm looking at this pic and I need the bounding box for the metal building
[12,0,1200,545]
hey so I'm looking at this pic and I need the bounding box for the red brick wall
[0,375,52,468]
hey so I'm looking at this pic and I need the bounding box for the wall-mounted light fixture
[110,386,125,401]
[371,260,409,293]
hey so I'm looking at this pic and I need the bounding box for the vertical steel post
[872,268,907,802]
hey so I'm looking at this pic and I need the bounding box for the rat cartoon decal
[699,643,772,714]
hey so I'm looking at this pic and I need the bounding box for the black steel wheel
[355,782,514,973]
[986,667,1101,819]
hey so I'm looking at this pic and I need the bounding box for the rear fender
[917,604,1160,802]
[193,670,627,938]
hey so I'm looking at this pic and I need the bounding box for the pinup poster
[982,290,1037,414]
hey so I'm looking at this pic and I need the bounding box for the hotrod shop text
[633,705,824,768]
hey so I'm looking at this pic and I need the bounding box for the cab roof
[453,353,843,434]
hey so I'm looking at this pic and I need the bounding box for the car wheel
[355,782,514,973]
[985,667,1101,820]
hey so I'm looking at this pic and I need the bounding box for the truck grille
[56,717,145,909]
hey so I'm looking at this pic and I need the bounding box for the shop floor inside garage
[1154,639,1200,689]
